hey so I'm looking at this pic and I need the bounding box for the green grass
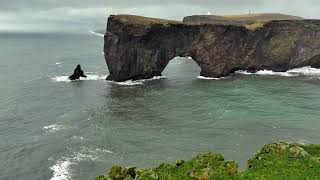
[95,142,320,180]
[113,15,181,25]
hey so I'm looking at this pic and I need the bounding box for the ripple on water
[43,124,66,133]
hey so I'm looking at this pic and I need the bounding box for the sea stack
[68,64,87,80]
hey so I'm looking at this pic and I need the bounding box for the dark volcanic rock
[104,15,320,82]
[68,64,87,80]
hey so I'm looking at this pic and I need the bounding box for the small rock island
[68,64,87,80]
[104,14,320,82]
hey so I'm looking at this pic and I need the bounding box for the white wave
[254,70,294,77]
[236,70,294,76]
[51,75,108,82]
[72,136,85,141]
[74,152,97,161]
[95,148,113,154]
[55,62,62,65]
[71,147,113,162]
[111,76,166,86]
[147,76,166,81]
[114,80,144,86]
[287,66,320,75]
[51,76,70,82]
[50,158,72,180]
[89,30,104,37]
[197,76,221,80]
[49,146,113,180]
[235,66,320,77]
[43,124,66,133]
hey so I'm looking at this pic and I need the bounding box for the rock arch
[162,56,201,79]
[104,15,320,82]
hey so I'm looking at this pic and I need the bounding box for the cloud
[0,0,263,11]
[1,0,320,32]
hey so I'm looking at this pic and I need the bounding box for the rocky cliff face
[104,15,320,82]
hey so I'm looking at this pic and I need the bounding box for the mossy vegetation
[238,142,320,179]
[95,142,320,180]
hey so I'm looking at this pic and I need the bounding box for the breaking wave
[110,76,166,86]
[49,147,113,180]
[89,31,104,37]
[43,124,66,133]
[235,66,320,77]
[197,76,221,80]
[51,75,108,82]
[50,158,72,180]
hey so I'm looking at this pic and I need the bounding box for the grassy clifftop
[212,13,302,21]
[110,15,181,25]
[94,142,320,180]
[183,13,304,29]
[107,13,304,31]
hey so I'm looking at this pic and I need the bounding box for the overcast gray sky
[1,0,320,32]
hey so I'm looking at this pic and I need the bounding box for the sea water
[1,32,320,180]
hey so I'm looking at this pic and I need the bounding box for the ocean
[1,32,320,180]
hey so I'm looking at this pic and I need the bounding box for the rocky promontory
[104,14,320,82]
[95,142,320,180]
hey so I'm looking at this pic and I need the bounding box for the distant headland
[104,13,320,82]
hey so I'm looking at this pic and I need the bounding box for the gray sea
[1,32,320,180]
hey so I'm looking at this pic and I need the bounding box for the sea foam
[197,76,221,80]
[49,147,113,180]
[43,124,66,133]
[50,158,72,180]
[89,31,104,37]
[110,76,166,86]
[236,66,320,77]
[51,75,108,82]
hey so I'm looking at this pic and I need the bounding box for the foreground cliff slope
[104,14,320,82]
[95,142,320,180]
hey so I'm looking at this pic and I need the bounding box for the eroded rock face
[104,15,320,82]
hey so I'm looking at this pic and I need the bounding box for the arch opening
[162,56,201,80]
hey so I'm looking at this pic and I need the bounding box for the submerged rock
[68,64,87,80]
[95,142,320,180]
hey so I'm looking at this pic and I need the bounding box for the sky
[1,0,320,32]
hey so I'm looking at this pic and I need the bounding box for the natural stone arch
[162,56,201,79]
[104,15,320,82]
